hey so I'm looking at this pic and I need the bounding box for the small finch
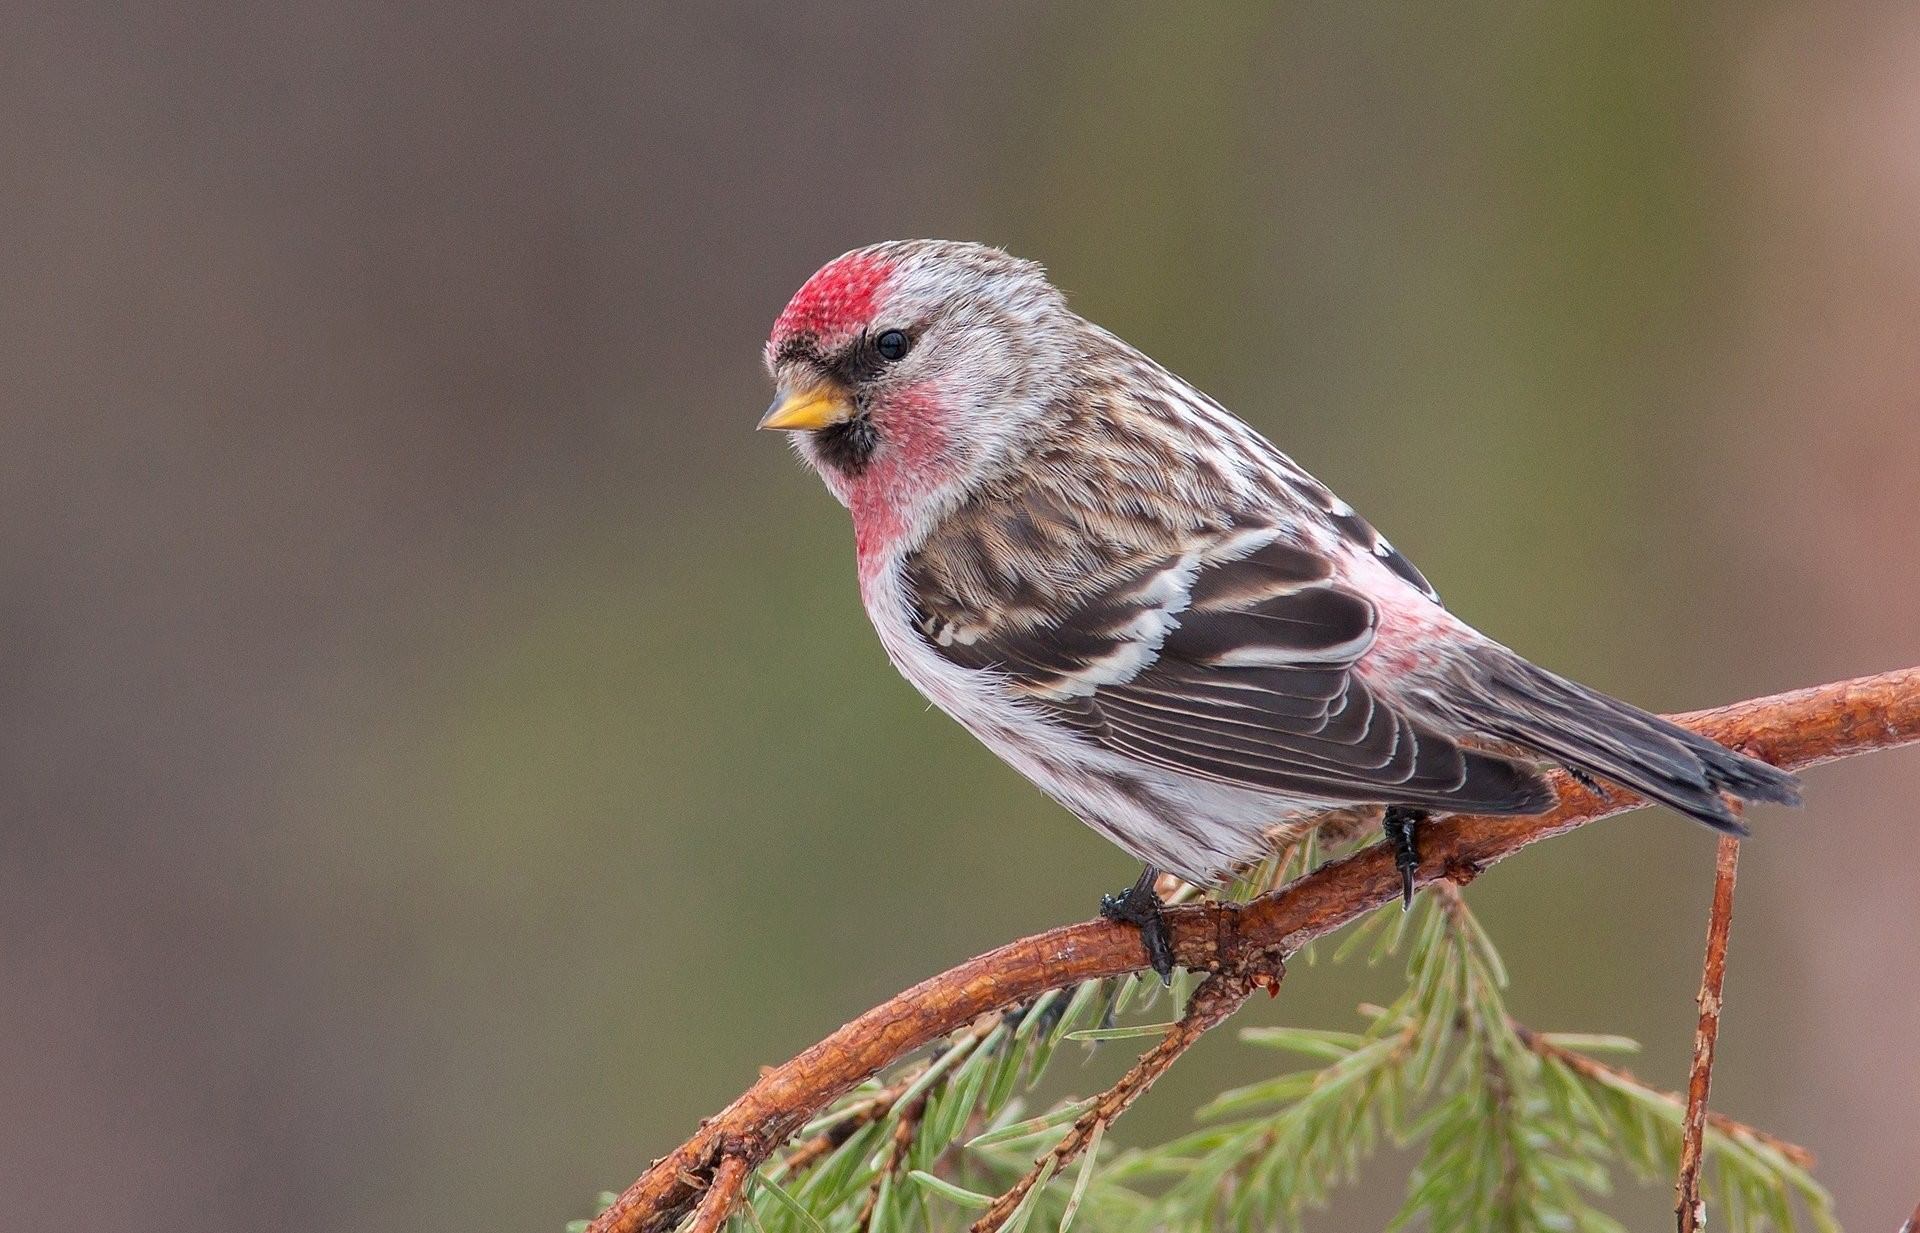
[759,239,1799,978]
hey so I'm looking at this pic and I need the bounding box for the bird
[758,239,1800,980]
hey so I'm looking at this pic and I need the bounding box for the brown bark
[1676,834,1741,1232]
[679,1154,747,1233]
[589,667,1920,1233]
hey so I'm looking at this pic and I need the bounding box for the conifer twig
[856,1088,929,1229]
[780,1014,999,1179]
[1506,1019,1811,1169]
[682,1154,748,1233]
[1677,834,1742,1232]
[970,957,1280,1232]
[778,1086,903,1175]
[587,667,1920,1233]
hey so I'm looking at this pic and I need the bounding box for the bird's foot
[1381,807,1425,909]
[1100,866,1175,984]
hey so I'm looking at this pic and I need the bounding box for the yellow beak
[758,384,854,431]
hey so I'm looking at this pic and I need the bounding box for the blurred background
[3,3,1917,1230]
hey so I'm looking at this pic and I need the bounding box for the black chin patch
[812,415,880,474]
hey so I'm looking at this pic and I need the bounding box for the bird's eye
[873,329,912,362]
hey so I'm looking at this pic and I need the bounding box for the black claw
[1138,913,1175,985]
[1382,807,1425,910]
[1564,764,1603,794]
[1100,866,1175,984]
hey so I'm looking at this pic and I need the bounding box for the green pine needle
[578,890,1836,1233]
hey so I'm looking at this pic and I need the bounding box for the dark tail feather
[1454,652,1802,834]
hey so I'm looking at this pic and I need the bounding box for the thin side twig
[587,667,1920,1233]
[1507,1020,1811,1169]
[1677,833,1742,1233]
[855,1088,930,1229]
[778,1086,902,1175]
[683,1154,749,1233]
[970,958,1279,1232]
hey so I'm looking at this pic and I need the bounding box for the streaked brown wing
[909,525,1551,815]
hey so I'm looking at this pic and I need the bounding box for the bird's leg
[1381,807,1426,909]
[1100,865,1175,984]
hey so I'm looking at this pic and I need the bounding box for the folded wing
[907,520,1553,815]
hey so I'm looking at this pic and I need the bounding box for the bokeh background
[4,3,1918,1230]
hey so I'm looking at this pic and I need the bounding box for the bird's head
[760,240,1077,543]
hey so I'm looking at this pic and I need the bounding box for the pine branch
[1505,1021,1812,1171]
[1678,834,1742,1232]
[588,667,1920,1233]
[780,1014,1001,1186]
[1155,889,1831,1232]
[970,953,1280,1232]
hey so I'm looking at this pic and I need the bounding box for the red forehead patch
[772,251,894,345]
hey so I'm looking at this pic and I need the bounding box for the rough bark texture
[589,667,1920,1233]
[1676,834,1741,1233]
